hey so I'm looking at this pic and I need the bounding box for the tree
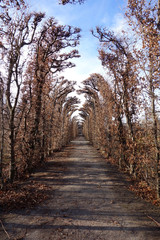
[49,80,77,151]
[24,18,80,172]
[0,0,80,183]
[126,0,160,198]
[0,2,45,182]
[92,27,142,172]
[0,75,4,188]
[79,74,114,154]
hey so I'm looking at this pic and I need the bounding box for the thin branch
[0,220,11,239]
[147,215,160,227]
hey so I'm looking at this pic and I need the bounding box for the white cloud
[111,13,128,34]
[62,53,105,83]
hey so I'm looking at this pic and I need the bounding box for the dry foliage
[80,0,160,200]
[129,180,160,207]
[0,181,50,211]
[0,0,80,188]
[0,0,160,210]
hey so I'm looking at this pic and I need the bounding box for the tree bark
[0,80,4,188]
[9,111,16,182]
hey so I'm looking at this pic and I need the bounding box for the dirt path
[0,136,160,240]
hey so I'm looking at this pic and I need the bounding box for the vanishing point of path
[0,136,160,239]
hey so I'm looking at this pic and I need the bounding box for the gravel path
[0,136,160,239]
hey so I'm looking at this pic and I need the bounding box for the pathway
[0,136,160,239]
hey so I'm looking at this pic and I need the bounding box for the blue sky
[28,0,127,86]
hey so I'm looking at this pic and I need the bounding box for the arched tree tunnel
[0,0,160,232]
[78,71,160,200]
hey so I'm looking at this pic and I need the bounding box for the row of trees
[0,0,80,186]
[79,0,160,199]
[1,0,160,202]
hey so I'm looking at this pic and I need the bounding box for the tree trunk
[27,82,43,172]
[9,112,16,183]
[117,114,126,169]
[149,57,160,198]
[151,93,160,198]
[0,83,4,188]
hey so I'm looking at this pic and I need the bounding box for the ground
[0,136,160,239]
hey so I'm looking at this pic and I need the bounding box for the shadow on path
[0,136,160,240]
